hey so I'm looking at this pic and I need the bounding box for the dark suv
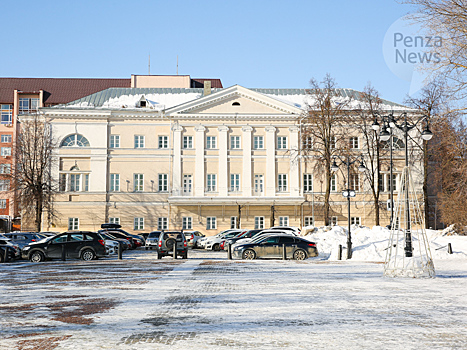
[157,231,188,259]
[22,231,107,262]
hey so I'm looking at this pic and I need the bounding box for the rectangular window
[379,174,385,192]
[158,217,168,230]
[391,174,397,192]
[109,217,120,225]
[206,136,217,149]
[0,199,6,209]
[182,217,192,230]
[68,217,79,230]
[134,135,145,148]
[110,174,120,192]
[230,174,240,192]
[0,164,10,174]
[183,136,193,149]
[70,174,80,192]
[349,174,360,192]
[351,217,361,225]
[19,98,39,114]
[110,135,120,148]
[254,174,264,194]
[304,216,314,227]
[206,174,217,192]
[158,136,168,149]
[331,174,336,192]
[279,216,289,226]
[230,136,241,149]
[158,174,168,192]
[206,217,217,230]
[0,105,12,124]
[277,136,287,149]
[303,136,313,149]
[1,135,11,143]
[230,216,237,229]
[59,174,67,192]
[253,136,264,149]
[183,174,192,194]
[303,174,313,193]
[254,216,264,229]
[330,136,336,149]
[0,180,9,191]
[134,217,144,230]
[84,174,89,192]
[1,147,11,156]
[349,136,359,149]
[330,216,338,226]
[278,174,288,192]
[134,173,144,192]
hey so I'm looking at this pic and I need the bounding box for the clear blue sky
[1,0,416,104]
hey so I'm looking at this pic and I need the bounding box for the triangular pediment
[166,85,302,116]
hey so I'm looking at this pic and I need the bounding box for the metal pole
[173,241,177,259]
[227,243,232,260]
[4,246,9,263]
[404,118,413,257]
[390,131,394,226]
[347,158,352,259]
[282,244,287,260]
[338,244,342,260]
[118,242,123,260]
[61,243,66,261]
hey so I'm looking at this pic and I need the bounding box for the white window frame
[183,136,193,149]
[110,174,120,192]
[230,135,241,149]
[303,174,313,193]
[1,134,11,143]
[330,136,336,149]
[253,136,264,149]
[206,217,217,230]
[158,217,168,230]
[230,216,237,229]
[183,174,192,194]
[254,216,264,229]
[0,199,6,209]
[350,173,360,192]
[182,217,192,230]
[304,216,314,227]
[330,216,338,226]
[0,180,9,191]
[134,217,144,230]
[351,217,361,225]
[230,174,240,192]
[109,217,120,225]
[254,174,264,194]
[331,174,337,192]
[206,174,217,192]
[70,174,81,192]
[0,164,11,174]
[349,136,359,149]
[68,217,79,230]
[134,173,144,192]
[206,136,217,149]
[158,136,169,149]
[278,174,288,192]
[110,135,120,148]
[158,173,168,192]
[134,135,145,148]
[277,136,287,149]
[1,147,11,156]
[279,216,289,226]
[303,136,313,149]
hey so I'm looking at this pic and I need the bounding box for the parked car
[145,231,161,250]
[183,231,205,248]
[233,229,297,247]
[0,245,16,262]
[222,229,263,250]
[0,236,21,260]
[269,226,301,236]
[22,231,108,262]
[197,229,237,249]
[232,234,318,260]
[100,232,131,251]
[98,229,139,249]
[201,229,246,251]
[156,231,188,259]
[99,224,145,248]
[2,232,44,249]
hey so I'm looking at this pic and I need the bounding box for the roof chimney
[203,81,211,96]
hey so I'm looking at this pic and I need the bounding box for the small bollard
[61,243,66,261]
[338,244,342,260]
[227,243,232,260]
[282,244,287,260]
[448,243,453,254]
[4,246,9,263]
[173,242,177,259]
[118,242,123,260]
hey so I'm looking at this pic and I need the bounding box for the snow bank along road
[1,249,466,350]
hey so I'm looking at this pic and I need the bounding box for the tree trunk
[324,167,331,226]
[35,194,43,232]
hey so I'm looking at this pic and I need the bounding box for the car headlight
[23,246,31,251]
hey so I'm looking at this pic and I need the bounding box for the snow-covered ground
[1,226,466,349]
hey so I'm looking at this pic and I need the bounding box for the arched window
[232,102,240,106]
[383,137,405,150]
[60,134,90,147]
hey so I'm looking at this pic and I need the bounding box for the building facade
[38,85,421,235]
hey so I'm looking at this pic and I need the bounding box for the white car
[104,239,119,255]
[269,226,301,236]
[201,229,244,251]
[233,229,296,247]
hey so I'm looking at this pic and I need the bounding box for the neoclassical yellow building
[37,84,419,235]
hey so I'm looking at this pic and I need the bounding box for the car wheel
[30,251,45,263]
[145,247,148,250]
[81,249,96,261]
[293,249,307,261]
[165,238,176,250]
[242,249,256,260]
[182,252,188,259]
[0,253,4,263]
[213,243,220,251]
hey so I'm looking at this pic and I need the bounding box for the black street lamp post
[372,112,433,257]
[331,154,366,259]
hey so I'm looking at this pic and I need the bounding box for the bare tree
[403,0,467,100]
[301,74,352,226]
[15,114,58,232]
[355,83,384,225]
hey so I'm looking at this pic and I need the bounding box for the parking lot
[1,249,467,349]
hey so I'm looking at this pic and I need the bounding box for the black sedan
[232,234,318,260]
[22,231,107,262]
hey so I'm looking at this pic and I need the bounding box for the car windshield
[149,232,161,238]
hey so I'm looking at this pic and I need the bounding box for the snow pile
[303,225,467,262]
[102,92,202,109]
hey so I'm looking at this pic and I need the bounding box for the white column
[195,125,206,197]
[289,126,300,196]
[218,126,229,197]
[265,126,276,197]
[242,126,253,196]
[172,124,183,195]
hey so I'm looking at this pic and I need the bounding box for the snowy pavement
[1,247,467,350]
